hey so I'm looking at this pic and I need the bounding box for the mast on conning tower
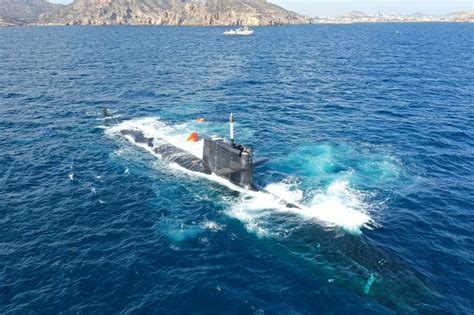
[230,113,235,144]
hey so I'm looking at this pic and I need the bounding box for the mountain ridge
[0,0,62,23]
[38,0,309,25]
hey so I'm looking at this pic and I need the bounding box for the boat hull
[223,30,254,35]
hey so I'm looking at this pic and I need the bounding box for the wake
[105,117,375,235]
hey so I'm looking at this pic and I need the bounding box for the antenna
[230,113,234,144]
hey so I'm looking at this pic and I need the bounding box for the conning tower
[202,114,257,191]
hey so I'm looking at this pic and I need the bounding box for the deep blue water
[1,24,473,314]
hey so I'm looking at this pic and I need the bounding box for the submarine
[103,109,438,312]
[103,108,295,205]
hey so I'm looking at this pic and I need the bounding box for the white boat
[223,26,254,35]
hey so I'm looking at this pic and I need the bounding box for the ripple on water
[1,24,473,314]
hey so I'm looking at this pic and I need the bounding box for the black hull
[120,129,212,175]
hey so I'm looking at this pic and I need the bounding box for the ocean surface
[1,23,473,314]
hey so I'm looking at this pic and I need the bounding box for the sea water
[1,24,473,313]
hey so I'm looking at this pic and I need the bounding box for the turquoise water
[1,24,473,313]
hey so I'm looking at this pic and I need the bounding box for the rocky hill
[343,11,368,18]
[38,0,309,25]
[443,10,474,22]
[0,16,24,26]
[0,0,61,23]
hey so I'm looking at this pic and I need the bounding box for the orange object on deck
[187,131,199,142]
[196,117,205,122]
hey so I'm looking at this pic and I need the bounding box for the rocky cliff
[0,0,61,23]
[0,16,24,26]
[38,0,309,25]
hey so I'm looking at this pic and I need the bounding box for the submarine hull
[120,129,211,175]
[119,129,298,208]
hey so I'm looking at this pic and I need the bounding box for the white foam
[306,180,373,232]
[107,118,250,192]
[223,191,284,237]
[105,116,375,235]
[200,220,224,232]
[221,175,373,234]
[107,117,204,158]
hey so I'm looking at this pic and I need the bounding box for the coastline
[2,20,472,27]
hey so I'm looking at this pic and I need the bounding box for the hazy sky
[269,0,473,16]
[48,0,473,16]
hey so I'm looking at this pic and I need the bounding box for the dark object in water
[106,108,295,207]
[102,107,112,118]
[120,129,212,175]
[102,107,119,123]
[203,138,257,191]
[200,113,261,191]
